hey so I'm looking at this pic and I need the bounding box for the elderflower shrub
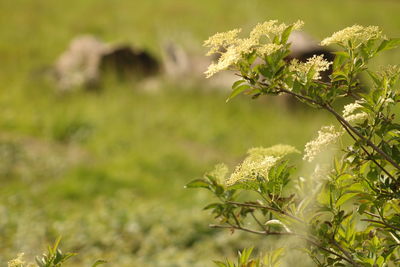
[188,20,400,266]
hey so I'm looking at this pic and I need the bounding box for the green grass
[0,0,399,266]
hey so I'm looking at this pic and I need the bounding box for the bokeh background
[1,0,399,266]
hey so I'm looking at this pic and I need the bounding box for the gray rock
[53,35,160,91]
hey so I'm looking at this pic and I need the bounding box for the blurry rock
[100,45,159,80]
[53,35,160,91]
[54,35,108,90]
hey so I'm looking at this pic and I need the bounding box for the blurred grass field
[0,0,399,266]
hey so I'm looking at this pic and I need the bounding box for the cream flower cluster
[226,155,278,186]
[256,43,283,57]
[321,25,383,47]
[303,125,343,162]
[204,20,304,78]
[250,20,304,40]
[204,28,242,56]
[248,144,299,158]
[342,101,368,123]
[8,253,35,267]
[225,144,298,186]
[289,55,332,80]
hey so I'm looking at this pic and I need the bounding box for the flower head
[226,155,278,186]
[248,144,299,158]
[257,43,283,57]
[342,101,368,123]
[204,20,303,78]
[289,55,332,80]
[204,28,241,55]
[250,20,304,41]
[303,125,343,162]
[225,144,296,186]
[321,25,384,47]
[8,253,26,267]
[205,46,242,78]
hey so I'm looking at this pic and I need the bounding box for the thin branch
[305,238,356,266]
[210,224,356,265]
[209,224,291,236]
[361,219,400,232]
[250,212,267,232]
[364,211,381,218]
[259,80,400,172]
[227,201,304,223]
[230,211,242,227]
[324,104,400,171]
[338,119,396,182]
[331,239,361,267]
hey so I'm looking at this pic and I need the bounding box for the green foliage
[214,247,285,267]
[190,21,400,266]
[2,0,400,266]
[7,238,106,267]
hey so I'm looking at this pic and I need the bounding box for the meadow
[0,0,399,266]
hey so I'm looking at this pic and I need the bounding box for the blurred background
[0,0,399,266]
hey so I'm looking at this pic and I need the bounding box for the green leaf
[336,192,359,207]
[185,179,210,189]
[213,260,227,267]
[376,38,400,53]
[367,70,381,86]
[226,84,250,102]
[92,260,108,267]
[203,203,221,210]
[281,25,294,44]
[232,79,246,90]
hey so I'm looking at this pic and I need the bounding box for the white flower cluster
[8,253,34,267]
[342,101,368,123]
[226,155,278,186]
[321,25,384,47]
[248,144,299,158]
[204,20,304,78]
[250,20,304,40]
[378,65,400,80]
[256,43,283,57]
[289,55,332,80]
[303,125,343,162]
[204,28,242,56]
[226,144,298,186]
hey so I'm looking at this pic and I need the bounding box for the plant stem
[338,119,396,182]
[270,85,400,172]
[323,104,400,171]
[361,219,400,232]
[227,201,304,224]
[210,224,357,265]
